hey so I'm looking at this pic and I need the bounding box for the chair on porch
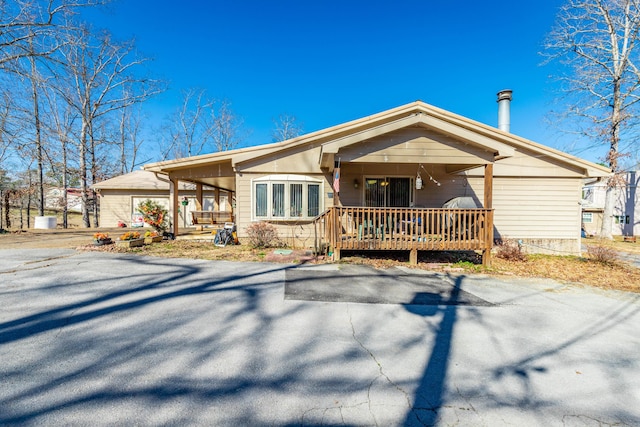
[357,217,385,240]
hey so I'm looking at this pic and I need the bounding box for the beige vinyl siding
[237,145,324,174]
[235,173,253,235]
[486,177,582,239]
[98,189,221,228]
[465,147,587,178]
[99,191,134,227]
[339,128,493,164]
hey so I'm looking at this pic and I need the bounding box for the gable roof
[144,101,611,178]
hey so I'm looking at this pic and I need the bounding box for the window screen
[308,184,319,217]
[272,183,285,217]
[255,183,267,217]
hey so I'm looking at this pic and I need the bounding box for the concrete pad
[285,264,494,306]
[0,249,639,426]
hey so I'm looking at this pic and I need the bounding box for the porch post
[483,163,494,266]
[195,183,203,210]
[409,249,418,265]
[215,188,220,211]
[170,176,179,237]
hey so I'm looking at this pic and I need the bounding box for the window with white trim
[253,175,323,220]
[582,212,593,223]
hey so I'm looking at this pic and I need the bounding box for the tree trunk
[120,106,126,174]
[4,191,10,228]
[80,120,90,228]
[601,182,615,239]
[62,140,68,228]
[600,77,622,240]
[29,48,45,217]
[20,194,25,230]
[89,125,99,228]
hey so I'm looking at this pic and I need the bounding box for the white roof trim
[254,174,322,182]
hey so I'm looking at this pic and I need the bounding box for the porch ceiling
[162,160,236,193]
[176,176,235,192]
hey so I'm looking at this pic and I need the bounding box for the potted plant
[116,231,143,248]
[143,230,163,244]
[137,199,170,238]
[93,232,112,246]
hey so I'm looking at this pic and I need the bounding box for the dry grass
[595,236,640,255]
[2,227,639,294]
[117,241,640,293]
[82,239,318,264]
[489,255,640,293]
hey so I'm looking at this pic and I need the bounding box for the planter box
[116,238,144,248]
[94,238,113,246]
[144,235,163,244]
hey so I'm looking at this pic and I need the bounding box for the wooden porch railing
[314,206,494,266]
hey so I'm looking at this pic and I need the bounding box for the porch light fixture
[354,179,359,188]
[416,174,423,190]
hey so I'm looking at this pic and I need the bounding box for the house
[582,171,639,237]
[92,169,230,228]
[44,187,83,212]
[143,94,610,265]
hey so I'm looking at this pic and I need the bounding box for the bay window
[253,175,323,220]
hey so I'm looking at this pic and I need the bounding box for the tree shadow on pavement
[402,275,462,426]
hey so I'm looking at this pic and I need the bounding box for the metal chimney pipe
[497,89,513,133]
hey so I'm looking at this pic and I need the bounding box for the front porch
[316,206,494,266]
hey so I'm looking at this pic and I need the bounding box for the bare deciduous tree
[271,113,303,142]
[160,93,246,159]
[210,99,245,152]
[118,96,145,174]
[160,88,215,159]
[42,86,78,228]
[544,0,640,239]
[0,0,106,67]
[58,26,163,227]
[0,88,15,167]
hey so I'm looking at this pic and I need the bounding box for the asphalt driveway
[1,249,639,426]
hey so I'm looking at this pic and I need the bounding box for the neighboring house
[581,171,639,237]
[144,98,610,264]
[44,187,83,213]
[92,170,229,228]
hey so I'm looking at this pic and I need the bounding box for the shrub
[495,239,527,262]
[245,221,281,248]
[586,241,619,265]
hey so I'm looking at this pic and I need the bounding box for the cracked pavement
[1,249,639,426]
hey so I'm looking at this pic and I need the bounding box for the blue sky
[83,0,594,162]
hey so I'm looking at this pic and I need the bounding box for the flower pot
[94,238,113,246]
[116,238,144,248]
